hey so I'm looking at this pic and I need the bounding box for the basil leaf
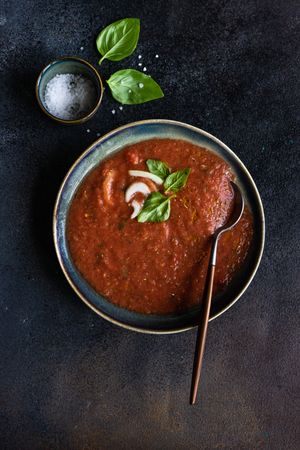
[107,69,164,105]
[137,192,171,223]
[164,168,191,193]
[96,18,140,64]
[146,159,170,180]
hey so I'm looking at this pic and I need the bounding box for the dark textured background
[1,0,299,449]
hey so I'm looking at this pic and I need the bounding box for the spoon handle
[190,239,218,405]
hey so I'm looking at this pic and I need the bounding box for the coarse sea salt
[44,73,96,120]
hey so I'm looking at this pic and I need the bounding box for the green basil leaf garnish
[96,18,140,64]
[146,159,170,180]
[164,168,191,193]
[107,69,164,105]
[137,192,171,223]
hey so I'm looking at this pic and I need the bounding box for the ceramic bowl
[36,56,103,124]
[53,120,265,334]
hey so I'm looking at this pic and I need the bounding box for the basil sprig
[96,18,164,104]
[137,192,171,223]
[146,159,170,180]
[107,69,164,105]
[96,18,140,64]
[137,161,191,223]
[164,168,191,193]
[146,160,190,193]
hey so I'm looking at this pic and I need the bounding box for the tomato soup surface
[67,139,253,314]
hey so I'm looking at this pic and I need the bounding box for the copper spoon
[190,181,244,405]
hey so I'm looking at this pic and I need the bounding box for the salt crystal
[80,46,84,51]
[138,55,142,59]
[119,106,123,110]
[155,54,159,58]
[96,132,101,137]
[86,129,90,133]
[111,109,116,114]
[143,67,147,72]
[44,73,96,120]
[138,83,144,88]
[138,62,142,66]
[128,89,132,93]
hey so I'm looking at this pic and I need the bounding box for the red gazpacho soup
[67,139,253,314]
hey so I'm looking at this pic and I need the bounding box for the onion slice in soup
[125,182,150,203]
[128,170,163,185]
[130,199,144,219]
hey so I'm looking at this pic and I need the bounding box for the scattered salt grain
[138,62,142,66]
[111,109,116,114]
[128,89,132,93]
[80,46,84,51]
[86,129,90,133]
[138,82,144,88]
[44,73,96,120]
[155,54,159,58]
[119,106,123,110]
[138,55,142,59]
[97,132,101,137]
[143,67,147,72]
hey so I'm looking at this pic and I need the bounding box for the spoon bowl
[210,182,245,266]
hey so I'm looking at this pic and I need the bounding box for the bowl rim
[36,56,104,125]
[53,119,265,334]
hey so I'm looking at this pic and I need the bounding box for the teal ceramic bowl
[53,120,265,334]
[36,57,103,124]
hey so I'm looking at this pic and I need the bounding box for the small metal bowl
[36,56,103,125]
